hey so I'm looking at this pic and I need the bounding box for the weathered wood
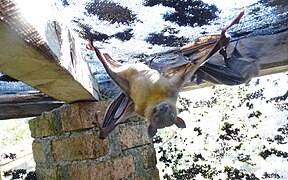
[0,0,99,103]
[0,92,63,120]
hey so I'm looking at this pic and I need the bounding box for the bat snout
[157,102,170,113]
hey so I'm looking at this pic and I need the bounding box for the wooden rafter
[0,0,99,104]
[0,92,64,120]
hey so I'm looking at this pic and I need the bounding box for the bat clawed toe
[98,129,108,139]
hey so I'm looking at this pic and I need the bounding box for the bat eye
[170,113,175,119]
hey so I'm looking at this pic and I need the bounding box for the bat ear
[175,117,186,128]
[148,124,158,138]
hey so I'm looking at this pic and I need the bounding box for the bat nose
[159,102,169,112]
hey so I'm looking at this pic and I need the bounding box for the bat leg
[219,47,228,61]
[87,41,131,95]
[99,125,118,139]
[231,41,243,58]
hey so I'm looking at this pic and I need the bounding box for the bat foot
[98,125,118,139]
[98,129,107,139]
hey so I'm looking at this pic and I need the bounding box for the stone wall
[29,102,159,180]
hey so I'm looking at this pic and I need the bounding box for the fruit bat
[87,10,245,139]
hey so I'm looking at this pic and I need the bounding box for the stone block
[119,121,151,150]
[52,131,109,161]
[32,141,45,163]
[69,164,90,180]
[89,155,135,180]
[141,147,158,170]
[36,167,61,180]
[60,102,110,131]
[29,111,59,138]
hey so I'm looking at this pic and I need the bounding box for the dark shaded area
[1,152,36,179]
[259,146,288,160]
[3,168,36,180]
[3,153,16,160]
[0,73,18,82]
[73,21,134,42]
[231,0,288,38]
[61,0,71,7]
[237,153,253,165]
[239,88,265,107]
[267,89,288,102]
[260,0,287,7]
[218,122,240,141]
[85,0,137,25]
[278,123,288,136]
[224,166,259,180]
[262,172,283,179]
[73,21,109,41]
[143,0,219,27]
[169,164,219,179]
[193,127,202,136]
[146,27,189,47]
[112,28,133,41]
[247,110,262,118]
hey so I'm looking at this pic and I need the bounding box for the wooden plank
[0,92,64,120]
[0,0,99,103]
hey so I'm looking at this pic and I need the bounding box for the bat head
[148,101,186,138]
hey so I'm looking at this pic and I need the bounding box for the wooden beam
[0,92,64,120]
[0,0,99,103]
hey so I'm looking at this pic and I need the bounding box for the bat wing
[195,61,245,85]
[167,10,245,91]
[179,34,221,57]
[98,92,136,139]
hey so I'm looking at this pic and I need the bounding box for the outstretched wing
[168,10,245,93]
